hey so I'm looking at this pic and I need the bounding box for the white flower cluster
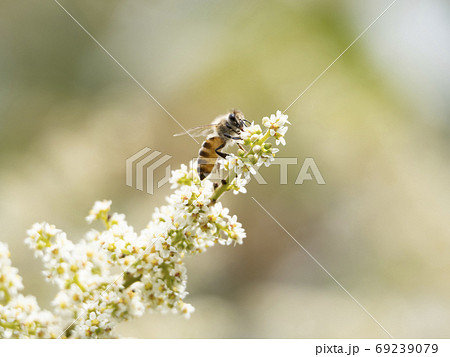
[0,111,289,338]
[166,167,247,247]
[0,243,59,338]
[261,110,290,146]
[221,110,290,195]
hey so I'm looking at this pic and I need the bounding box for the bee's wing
[173,124,218,137]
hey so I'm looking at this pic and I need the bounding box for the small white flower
[232,176,248,194]
[86,200,112,224]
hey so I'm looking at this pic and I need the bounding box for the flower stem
[0,287,11,304]
[73,274,86,293]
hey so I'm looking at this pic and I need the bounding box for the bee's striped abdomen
[198,136,223,180]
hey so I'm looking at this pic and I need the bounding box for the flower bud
[252,145,261,154]
[247,155,258,165]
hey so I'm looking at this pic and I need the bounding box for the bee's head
[229,110,249,131]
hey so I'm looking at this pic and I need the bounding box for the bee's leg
[224,133,241,140]
[224,133,246,152]
[237,142,246,152]
[215,143,229,159]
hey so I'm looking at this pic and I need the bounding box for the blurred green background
[1,0,449,338]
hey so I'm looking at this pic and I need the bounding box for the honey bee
[174,110,250,180]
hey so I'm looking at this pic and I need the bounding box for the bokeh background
[1,0,449,338]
